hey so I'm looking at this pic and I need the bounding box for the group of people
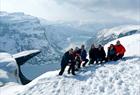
[59,40,126,76]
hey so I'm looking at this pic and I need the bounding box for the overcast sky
[1,0,140,23]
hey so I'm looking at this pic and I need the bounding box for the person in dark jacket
[79,45,88,67]
[107,44,116,61]
[59,48,76,75]
[97,44,106,63]
[88,44,98,65]
[73,47,82,70]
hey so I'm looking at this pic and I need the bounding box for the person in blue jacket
[79,45,89,67]
[59,48,76,75]
[107,44,116,61]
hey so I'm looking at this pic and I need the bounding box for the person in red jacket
[114,40,126,60]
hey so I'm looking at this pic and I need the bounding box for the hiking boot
[72,73,76,75]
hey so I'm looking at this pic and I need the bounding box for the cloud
[55,0,140,21]
[1,0,140,23]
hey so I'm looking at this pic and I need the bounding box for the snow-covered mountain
[0,26,140,95]
[86,25,140,49]
[0,12,93,66]
[40,20,93,49]
[0,12,62,65]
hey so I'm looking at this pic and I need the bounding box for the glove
[69,60,72,62]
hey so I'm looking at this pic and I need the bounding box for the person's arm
[85,50,87,58]
[89,50,91,59]
[102,48,106,57]
[120,45,126,54]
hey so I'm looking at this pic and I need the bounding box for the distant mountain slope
[0,12,62,65]
[86,25,140,48]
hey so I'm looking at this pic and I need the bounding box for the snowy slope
[1,33,140,95]
[0,53,20,86]
[0,50,41,86]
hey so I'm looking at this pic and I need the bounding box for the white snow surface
[0,50,40,86]
[0,34,140,95]
[0,53,20,86]
[13,50,40,59]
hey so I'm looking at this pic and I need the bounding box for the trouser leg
[77,60,81,69]
[118,54,124,59]
[68,63,75,75]
[59,64,67,75]
[68,65,72,74]
[114,54,124,61]
[82,59,89,67]
[89,59,94,65]
[71,63,76,75]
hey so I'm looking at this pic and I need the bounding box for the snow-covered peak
[86,25,140,48]
[97,25,140,39]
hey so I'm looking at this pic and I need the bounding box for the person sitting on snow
[59,48,76,75]
[114,40,126,60]
[88,44,98,65]
[97,44,106,64]
[79,45,89,67]
[107,44,116,61]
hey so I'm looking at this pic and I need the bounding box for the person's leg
[101,56,106,63]
[100,58,103,64]
[114,54,124,61]
[74,61,78,71]
[71,62,76,75]
[95,58,98,64]
[118,54,124,59]
[104,57,108,62]
[89,59,94,65]
[82,59,89,67]
[68,64,72,74]
[59,64,67,75]
[110,54,115,61]
[77,60,81,69]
